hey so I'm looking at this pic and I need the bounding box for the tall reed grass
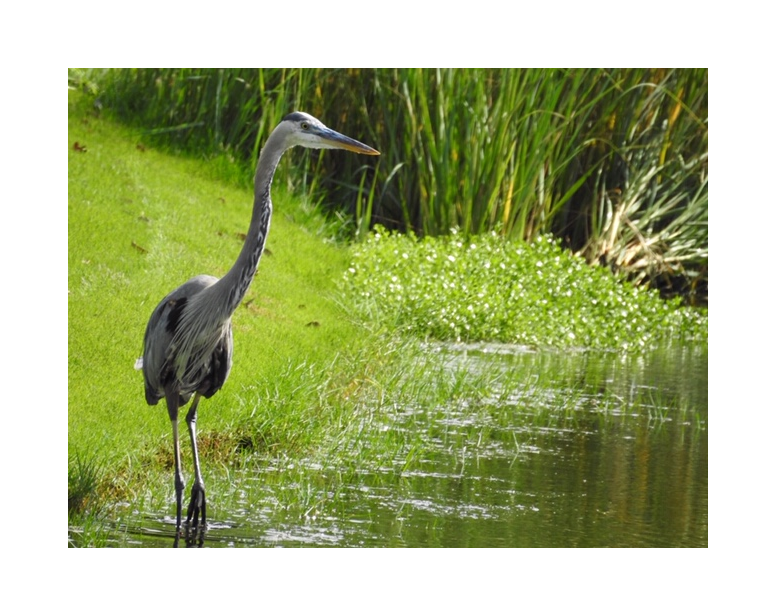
[76,68,707,301]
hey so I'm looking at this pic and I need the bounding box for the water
[88,343,707,547]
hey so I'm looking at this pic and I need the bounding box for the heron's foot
[183,522,207,547]
[185,483,207,529]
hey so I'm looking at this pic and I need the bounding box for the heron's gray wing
[141,276,218,405]
[200,322,233,399]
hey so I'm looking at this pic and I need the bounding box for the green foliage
[343,227,707,350]
[76,68,707,300]
[68,453,102,514]
[366,68,708,302]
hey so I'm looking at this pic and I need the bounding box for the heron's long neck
[210,138,286,316]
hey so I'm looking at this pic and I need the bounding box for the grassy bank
[68,89,374,519]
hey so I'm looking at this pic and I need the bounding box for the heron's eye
[301,122,310,130]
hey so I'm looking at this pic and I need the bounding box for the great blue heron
[137,112,379,537]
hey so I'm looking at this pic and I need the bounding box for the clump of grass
[343,227,707,351]
[68,453,103,515]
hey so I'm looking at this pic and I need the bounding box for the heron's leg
[185,393,207,528]
[165,393,185,534]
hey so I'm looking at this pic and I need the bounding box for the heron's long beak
[317,126,380,155]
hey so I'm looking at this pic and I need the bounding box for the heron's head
[278,111,380,155]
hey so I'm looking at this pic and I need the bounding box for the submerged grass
[154,338,707,535]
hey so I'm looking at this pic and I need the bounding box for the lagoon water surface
[96,343,707,547]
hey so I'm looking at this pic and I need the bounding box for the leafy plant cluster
[343,228,707,350]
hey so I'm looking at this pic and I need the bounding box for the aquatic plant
[343,227,707,350]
